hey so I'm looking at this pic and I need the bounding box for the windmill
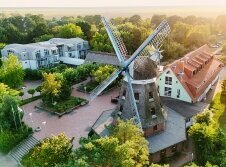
[89,17,170,130]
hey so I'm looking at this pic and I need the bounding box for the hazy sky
[1,0,226,8]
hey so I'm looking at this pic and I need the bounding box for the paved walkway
[20,80,42,100]
[0,153,17,167]
[22,84,119,148]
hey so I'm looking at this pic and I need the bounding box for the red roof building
[157,45,224,103]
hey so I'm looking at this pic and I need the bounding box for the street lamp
[42,121,47,138]
[84,86,87,100]
[28,113,34,130]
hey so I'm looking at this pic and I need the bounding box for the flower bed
[36,96,88,116]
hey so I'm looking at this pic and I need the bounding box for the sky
[1,0,226,8]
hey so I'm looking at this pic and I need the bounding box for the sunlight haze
[1,0,226,7]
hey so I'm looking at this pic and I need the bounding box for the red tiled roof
[168,44,224,102]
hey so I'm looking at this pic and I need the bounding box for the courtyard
[22,81,119,147]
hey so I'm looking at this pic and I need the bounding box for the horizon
[1,0,226,8]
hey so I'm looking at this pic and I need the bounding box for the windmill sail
[89,69,122,101]
[102,17,128,63]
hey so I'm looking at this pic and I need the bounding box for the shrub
[21,133,73,167]
[0,127,32,153]
[27,89,36,97]
[24,68,42,80]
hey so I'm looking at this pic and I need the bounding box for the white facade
[157,68,193,103]
[1,38,89,69]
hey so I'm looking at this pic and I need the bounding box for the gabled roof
[84,51,120,66]
[166,44,223,102]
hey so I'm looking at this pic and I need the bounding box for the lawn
[41,96,86,113]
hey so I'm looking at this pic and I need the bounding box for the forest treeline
[1,14,226,61]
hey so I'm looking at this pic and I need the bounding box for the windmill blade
[89,69,122,101]
[125,19,170,69]
[101,17,128,65]
[125,71,142,130]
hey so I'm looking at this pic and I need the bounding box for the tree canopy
[0,54,24,88]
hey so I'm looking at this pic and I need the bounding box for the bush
[27,89,35,97]
[21,133,73,167]
[20,95,42,106]
[0,126,32,153]
[24,68,42,80]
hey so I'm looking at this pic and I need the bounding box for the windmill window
[134,93,139,100]
[151,108,156,115]
[165,76,172,85]
[153,125,158,131]
[149,92,153,99]
[166,71,171,74]
[120,105,123,112]
[123,90,126,96]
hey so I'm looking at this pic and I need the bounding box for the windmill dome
[133,56,158,80]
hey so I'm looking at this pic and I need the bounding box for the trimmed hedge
[20,95,42,106]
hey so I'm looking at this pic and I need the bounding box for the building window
[52,50,58,55]
[172,145,177,152]
[153,125,158,131]
[177,89,180,98]
[164,87,172,96]
[69,53,72,57]
[160,150,166,157]
[134,93,139,100]
[44,49,49,56]
[165,76,172,85]
[77,44,82,50]
[186,118,191,123]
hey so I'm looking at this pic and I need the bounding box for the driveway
[0,153,17,167]
[22,86,119,148]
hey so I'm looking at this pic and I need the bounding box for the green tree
[34,34,54,42]
[0,95,22,130]
[21,133,73,167]
[60,119,149,167]
[0,54,24,88]
[27,89,35,97]
[41,72,62,103]
[92,65,116,84]
[90,31,114,52]
[0,83,19,103]
[58,23,84,38]
[19,91,24,100]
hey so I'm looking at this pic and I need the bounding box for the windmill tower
[90,18,170,136]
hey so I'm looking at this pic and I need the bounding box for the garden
[77,65,120,93]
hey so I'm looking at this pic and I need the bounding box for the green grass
[20,95,42,106]
[42,96,86,113]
